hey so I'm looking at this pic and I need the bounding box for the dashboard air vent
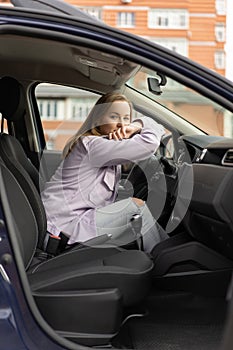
[222,149,233,166]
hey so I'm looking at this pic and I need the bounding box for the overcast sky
[225,0,233,81]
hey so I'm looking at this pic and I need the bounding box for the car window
[35,84,100,151]
[127,67,232,137]
[35,83,145,151]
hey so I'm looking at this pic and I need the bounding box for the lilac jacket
[41,117,165,244]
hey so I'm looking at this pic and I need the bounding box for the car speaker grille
[222,149,233,166]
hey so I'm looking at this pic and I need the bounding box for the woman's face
[98,101,131,135]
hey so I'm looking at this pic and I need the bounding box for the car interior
[0,6,233,350]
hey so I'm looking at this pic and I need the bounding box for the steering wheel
[119,154,179,228]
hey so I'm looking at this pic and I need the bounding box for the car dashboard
[176,134,233,259]
[179,134,233,166]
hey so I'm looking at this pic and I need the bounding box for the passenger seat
[0,76,154,346]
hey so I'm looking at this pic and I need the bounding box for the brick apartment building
[0,0,228,148]
[0,0,227,75]
[72,0,227,76]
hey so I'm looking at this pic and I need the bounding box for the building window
[71,103,88,121]
[79,7,102,20]
[38,99,63,120]
[148,9,188,29]
[215,0,226,15]
[71,98,98,121]
[215,23,226,42]
[150,38,188,57]
[117,12,135,28]
[215,50,225,69]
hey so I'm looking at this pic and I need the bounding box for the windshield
[127,67,232,137]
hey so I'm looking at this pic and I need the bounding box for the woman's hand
[109,122,142,141]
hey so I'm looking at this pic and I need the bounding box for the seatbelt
[45,231,69,256]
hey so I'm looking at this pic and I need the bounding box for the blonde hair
[62,92,132,158]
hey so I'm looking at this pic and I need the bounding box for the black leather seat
[0,76,154,345]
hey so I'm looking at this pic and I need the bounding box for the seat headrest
[0,76,26,122]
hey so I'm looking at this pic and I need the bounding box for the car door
[1,1,233,350]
